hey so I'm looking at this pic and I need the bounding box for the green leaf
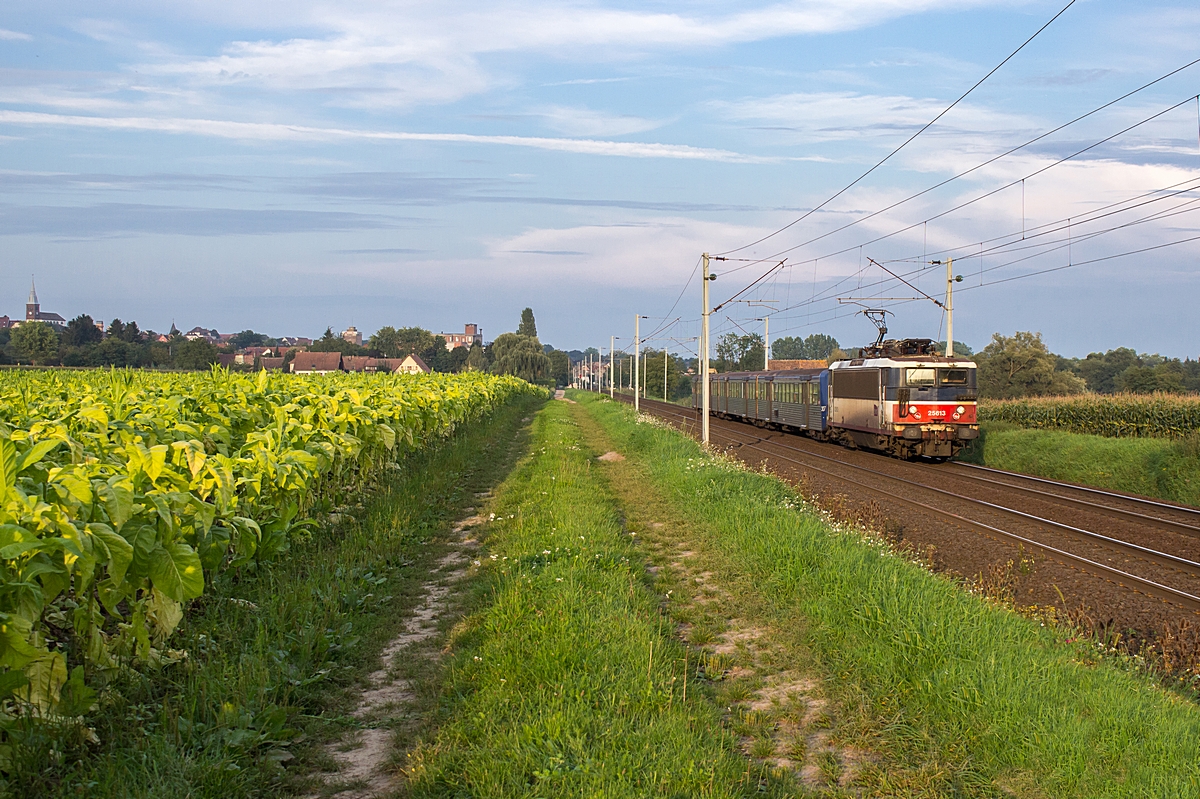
[88,523,133,585]
[100,479,134,531]
[377,423,396,451]
[147,541,204,601]
[0,614,40,671]
[0,669,29,701]
[0,439,14,504]
[55,665,97,717]
[14,439,60,475]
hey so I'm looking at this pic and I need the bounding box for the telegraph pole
[701,253,713,445]
[757,316,770,370]
[663,347,668,402]
[610,336,615,398]
[945,257,955,358]
[634,315,644,413]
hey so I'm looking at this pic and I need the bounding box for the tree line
[1,316,226,369]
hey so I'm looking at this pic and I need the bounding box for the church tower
[26,278,39,322]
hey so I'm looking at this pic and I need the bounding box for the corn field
[978,393,1200,438]
[0,368,540,724]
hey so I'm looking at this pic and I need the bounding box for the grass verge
[14,394,543,799]
[403,398,775,797]
[958,422,1200,507]
[577,391,1200,798]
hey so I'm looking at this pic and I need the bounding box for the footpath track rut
[614,393,1200,632]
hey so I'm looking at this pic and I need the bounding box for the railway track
[612,392,1200,616]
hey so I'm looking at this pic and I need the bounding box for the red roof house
[290,352,343,374]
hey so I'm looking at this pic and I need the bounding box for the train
[692,338,978,459]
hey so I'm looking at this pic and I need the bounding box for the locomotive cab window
[939,369,970,385]
[905,368,936,387]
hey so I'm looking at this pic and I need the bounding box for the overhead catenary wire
[715,0,1080,257]
[729,56,1200,267]
[754,102,1200,319]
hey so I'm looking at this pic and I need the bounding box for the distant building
[216,353,238,369]
[341,327,362,346]
[278,336,312,347]
[184,326,222,343]
[396,354,430,374]
[291,352,343,374]
[19,279,67,330]
[440,323,483,350]
[0,316,10,330]
[258,357,286,372]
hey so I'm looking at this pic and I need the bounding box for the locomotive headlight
[909,405,918,415]
[956,405,965,414]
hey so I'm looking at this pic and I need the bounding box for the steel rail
[614,395,1200,613]
[918,462,1200,539]
[949,462,1200,519]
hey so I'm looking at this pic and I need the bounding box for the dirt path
[308,508,489,798]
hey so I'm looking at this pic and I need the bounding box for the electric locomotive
[693,338,978,459]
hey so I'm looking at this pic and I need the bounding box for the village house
[290,352,343,374]
[439,323,482,350]
[395,354,430,374]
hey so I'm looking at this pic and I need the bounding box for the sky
[1,0,1198,358]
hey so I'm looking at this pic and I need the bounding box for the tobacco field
[0,368,537,737]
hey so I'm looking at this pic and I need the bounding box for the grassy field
[573,392,1200,797]
[17,393,543,799]
[958,422,1200,507]
[403,398,769,797]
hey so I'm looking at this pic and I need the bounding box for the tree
[548,349,570,386]
[107,319,127,341]
[1075,348,1140,393]
[935,340,974,357]
[310,327,369,355]
[121,320,143,343]
[639,348,691,400]
[517,308,537,338]
[63,314,104,347]
[716,332,764,372]
[11,322,59,365]
[490,333,549,382]
[1116,363,1186,394]
[974,332,1086,399]
[230,330,266,349]
[368,326,403,357]
[771,333,839,361]
[466,341,488,371]
[174,338,219,370]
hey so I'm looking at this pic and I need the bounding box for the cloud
[0,203,408,237]
[124,0,996,109]
[0,110,779,162]
[713,91,1034,145]
[535,105,666,137]
[0,29,32,41]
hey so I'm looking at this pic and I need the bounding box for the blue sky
[1,0,1198,357]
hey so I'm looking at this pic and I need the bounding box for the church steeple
[26,277,39,321]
